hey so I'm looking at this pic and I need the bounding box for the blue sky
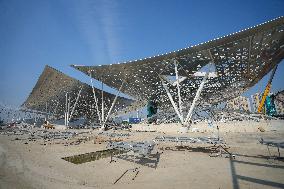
[0,0,283,107]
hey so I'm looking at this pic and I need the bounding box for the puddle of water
[62,149,126,164]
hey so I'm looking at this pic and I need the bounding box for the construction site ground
[1,120,284,189]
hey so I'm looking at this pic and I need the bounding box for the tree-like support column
[89,72,102,124]
[100,81,125,130]
[101,80,104,123]
[159,75,184,124]
[174,59,183,120]
[64,93,71,126]
[68,86,83,125]
[65,93,68,126]
[184,72,209,125]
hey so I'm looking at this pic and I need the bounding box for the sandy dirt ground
[1,120,284,189]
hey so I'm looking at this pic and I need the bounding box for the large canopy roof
[72,17,284,111]
[22,65,134,119]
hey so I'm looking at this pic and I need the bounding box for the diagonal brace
[184,72,209,124]
[159,75,184,124]
[101,81,125,129]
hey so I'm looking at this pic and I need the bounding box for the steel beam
[65,93,68,126]
[174,59,183,119]
[53,101,59,116]
[101,80,104,123]
[184,72,209,124]
[101,81,125,129]
[68,86,83,123]
[90,72,102,123]
[67,95,71,126]
[159,75,184,123]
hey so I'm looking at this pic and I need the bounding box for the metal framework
[71,17,284,121]
[107,141,155,156]
[154,136,223,145]
[22,65,134,123]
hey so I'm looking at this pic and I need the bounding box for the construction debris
[98,131,130,138]
[113,167,139,184]
[154,136,223,145]
[0,125,91,145]
[107,141,155,156]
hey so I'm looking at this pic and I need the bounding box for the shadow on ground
[115,153,161,169]
[229,154,284,189]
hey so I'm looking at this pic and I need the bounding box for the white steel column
[53,101,59,116]
[67,95,71,126]
[101,80,104,123]
[174,59,183,119]
[184,72,209,124]
[90,73,102,123]
[101,81,125,129]
[68,86,83,123]
[45,102,48,120]
[64,112,66,126]
[65,93,68,126]
[160,76,184,123]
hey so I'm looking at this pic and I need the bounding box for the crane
[257,65,278,113]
